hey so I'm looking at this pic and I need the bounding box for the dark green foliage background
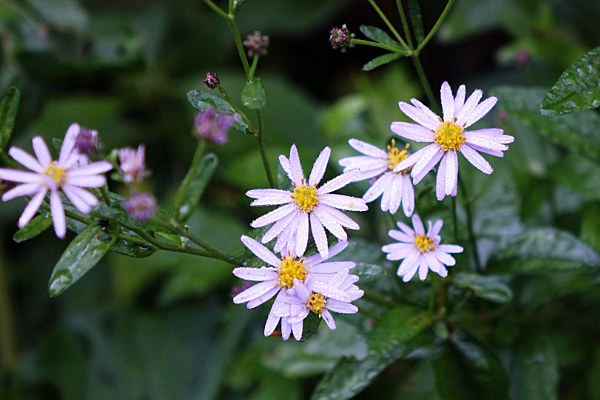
[2,0,600,399]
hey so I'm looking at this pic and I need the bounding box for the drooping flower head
[247,144,368,258]
[339,138,415,216]
[391,82,514,200]
[194,107,237,145]
[0,123,113,238]
[329,24,354,52]
[243,31,269,57]
[232,236,356,340]
[123,192,156,222]
[382,214,463,282]
[118,145,146,183]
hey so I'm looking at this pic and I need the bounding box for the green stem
[367,0,408,48]
[203,0,230,20]
[256,110,274,188]
[352,38,409,54]
[228,0,234,15]
[410,55,438,113]
[174,140,205,218]
[0,228,18,368]
[248,54,259,80]
[395,0,414,49]
[100,185,111,206]
[217,86,256,134]
[362,288,401,308]
[458,176,482,271]
[227,19,250,76]
[451,196,458,243]
[416,0,455,53]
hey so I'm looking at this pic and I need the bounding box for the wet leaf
[173,152,218,222]
[241,78,267,110]
[362,53,403,72]
[512,333,558,400]
[359,25,405,50]
[453,273,512,303]
[541,46,600,116]
[13,213,52,243]
[489,228,600,274]
[301,312,321,340]
[366,306,428,357]
[352,263,386,283]
[187,90,252,134]
[0,86,20,150]
[48,223,119,297]
[408,0,424,44]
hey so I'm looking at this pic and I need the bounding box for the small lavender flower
[243,31,269,57]
[123,193,156,222]
[203,72,220,89]
[74,127,99,157]
[0,123,113,238]
[118,145,146,183]
[329,24,354,52]
[382,214,463,282]
[194,107,237,145]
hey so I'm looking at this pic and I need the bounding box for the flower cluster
[194,106,238,145]
[243,31,269,57]
[118,145,156,222]
[329,24,354,52]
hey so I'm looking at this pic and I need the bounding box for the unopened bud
[204,72,220,89]
[74,127,99,156]
[243,31,269,57]
[329,24,354,52]
[123,193,156,222]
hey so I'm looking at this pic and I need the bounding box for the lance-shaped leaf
[0,86,20,150]
[408,0,424,44]
[541,46,600,116]
[366,305,428,357]
[453,273,512,304]
[187,90,252,134]
[359,25,405,50]
[173,151,218,222]
[241,78,267,110]
[48,223,119,297]
[489,228,600,274]
[362,53,403,71]
[511,332,558,400]
[13,213,52,243]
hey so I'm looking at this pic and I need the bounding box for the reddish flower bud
[203,72,220,89]
[243,31,269,57]
[329,24,354,52]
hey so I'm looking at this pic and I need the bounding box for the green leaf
[366,306,428,357]
[48,223,119,297]
[187,90,252,134]
[493,86,600,163]
[241,78,267,110]
[512,333,558,400]
[362,53,403,71]
[489,228,600,274]
[173,151,218,222]
[541,46,600,116]
[0,86,20,150]
[359,25,405,50]
[13,213,52,243]
[453,273,512,303]
[232,0,246,14]
[301,312,321,340]
[408,0,425,44]
[110,235,156,258]
[352,263,386,283]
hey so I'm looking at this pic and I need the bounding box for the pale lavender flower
[232,236,354,338]
[382,214,463,282]
[0,123,113,238]
[391,82,514,200]
[339,138,414,216]
[118,145,146,183]
[123,192,156,222]
[194,107,237,145]
[247,144,368,258]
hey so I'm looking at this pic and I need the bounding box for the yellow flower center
[415,234,436,253]
[307,292,326,317]
[277,256,307,289]
[43,162,67,187]
[387,139,410,170]
[292,180,319,213]
[434,120,466,151]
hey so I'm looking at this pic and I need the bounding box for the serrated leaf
[362,53,403,71]
[408,0,424,44]
[453,273,512,303]
[241,78,267,110]
[541,46,600,116]
[13,213,52,243]
[48,223,119,297]
[353,263,386,283]
[174,152,218,222]
[366,306,428,357]
[493,86,600,163]
[0,86,20,150]
[489,228,600,274]
[359,25,405,50]
[187,90,252,134]
[512,333,558,400]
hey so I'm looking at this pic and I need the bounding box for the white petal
[59,123,79,164]
[399,101,439,130]
[417,257,430,280]
[444,150,458,196]
[401,174,414,217]
[310,212,329,259]
[398,251,419,279]
[241,235,282,266]
[318,170,357,194]
[318,204,360,230]
[262,209,297,243]
[392,151,419,174]
[293,279,310,302]
[313,206,347,240]
[388,229,413,243]
[67,175,106,188]
[0,169,42,183]
[322,309,337,330]
[456,89,483,125]
[251,203,295,228]
[320,193,367,212]
[289,144,305,186]
[9,147,43,172]
[454,85,466,114]
[233,266,278,281]
[17,188,47,229]
[310,261,354,273]
[388,174,402,214]
[363,175,388,204]
[233,281,278,305]
[348,138,387,158]
[32,137,53,168]
[291,319,303,341]
[411,214,425,235]
[412,99,442,127]
[50,190,66,238]
[326,299,358,315]
[247,189,292,206]
[411,144,444,184]
[278,154,292,182]
[338,156,386,172]
[438,244,464,253]
[440,82,455,122]
[295,212,309,257]
[390,121,434,142]
[436,154,447,201]
[309,147,330,186]
[62,185,92,214]
[2,183,41,201]
[428,219,444,237]
[68,161,113,177]
[304,240,349,265]
[460,145,493,174]
[463,96,498,128]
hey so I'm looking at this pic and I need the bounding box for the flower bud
[74,127,99,156]
[123,192,156,222]
[243,31,269,57]
[194,107,238,145]
[329,24,354,52]
[118,145,146,183]
[203,72,220,89]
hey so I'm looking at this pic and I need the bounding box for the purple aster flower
[0,123,113,238]
[382,214,463,282]
[123,192,156,222]
[339,138,415,216]
[391,82,514,200]
[118,145,146,183]
[247,144,368,258]
[194,107,237,145]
